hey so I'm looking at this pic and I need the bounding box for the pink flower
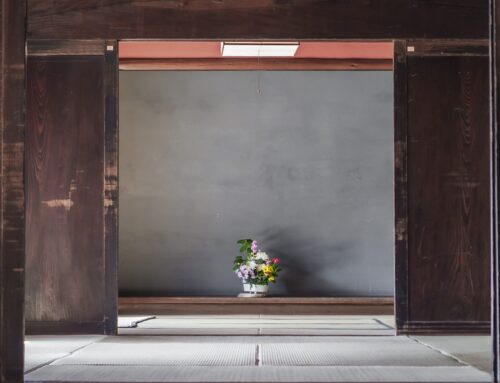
[251,240,258,253]
[272,258,279,264]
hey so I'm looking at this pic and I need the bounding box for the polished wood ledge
[119,296,394,315]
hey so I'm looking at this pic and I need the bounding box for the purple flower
[237,264,256,280]
[237,264,255,280]
[251,240,258,253]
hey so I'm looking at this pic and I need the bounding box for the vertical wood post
[104,40,119,335]
[491,0,500,380]
[393,40,409,334]
[0,0,26,381]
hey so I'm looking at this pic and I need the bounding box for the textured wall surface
[119,71,393,296]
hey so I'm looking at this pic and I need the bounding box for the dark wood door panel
[407,56,490,323]
[26,56,105,326]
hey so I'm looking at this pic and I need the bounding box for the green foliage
[232,255,244,271]
[237,239,253,255]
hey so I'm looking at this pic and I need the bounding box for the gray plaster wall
[119,70,394,296]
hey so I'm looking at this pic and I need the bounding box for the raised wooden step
[119,296,394,315]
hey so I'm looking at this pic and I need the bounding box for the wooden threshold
[26,321,107,335]
[119,296,394,315]
[119,58,393,71]
[398,321,491,335]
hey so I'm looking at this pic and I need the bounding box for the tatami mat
[412,335,492,373]
[24,334,491,382]
[138,316,382,322]
[128,315,394,336]
[50,337,458,367]
[24,317,492,383]
[24,365,491,382]
[118,315,155,328]
[119,328,262,335]
[261,341,461,366]
[52,342,256,366]
[24,335,105,373]
[259,329,394,336]
[137,316,390,328]
[139,322,386,329]
[97,335,411,344]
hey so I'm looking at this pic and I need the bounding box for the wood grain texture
[406,39,489,57]
[491,0,500,379]
[120,296,394,305]
[407,56,490,325]
[119,297,394,315]
[28,40,105,56]
[27,0,488,40]
[0,1,26,382]
[104,41,119,335]
[25,321,107,335]
[400,321,490,334]
[119,58,393,71]
[26,55,106,334]
[393,40,409,333]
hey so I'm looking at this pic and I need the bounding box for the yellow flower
[268,276,275,282]
[262,265,273,275]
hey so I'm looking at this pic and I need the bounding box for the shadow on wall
[258,227,356,296]
[118,71,394,297]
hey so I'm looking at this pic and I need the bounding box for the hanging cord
[257,45,262,95]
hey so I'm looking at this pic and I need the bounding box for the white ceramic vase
[243,282,269,295]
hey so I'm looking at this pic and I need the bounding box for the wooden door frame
[393,40,409,334]
[490,0,500,381]
[0,0,496,381]
[103,40,119,336]
[117,40,489,333]
[0,1,26,382]
[117,50,397,315]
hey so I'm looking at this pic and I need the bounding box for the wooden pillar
[0,0,26,382]
[491,0,500,380]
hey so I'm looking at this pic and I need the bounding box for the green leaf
[234,256,243,264]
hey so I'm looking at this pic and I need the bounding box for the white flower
[248,260,257,270]
[255,251,269,261]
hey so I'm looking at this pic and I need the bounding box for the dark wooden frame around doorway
[117,49,397,317]
[1,1,496,382]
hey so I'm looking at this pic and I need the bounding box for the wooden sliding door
[25,41,118,335]
[395,40,490,333]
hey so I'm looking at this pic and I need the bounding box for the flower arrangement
[233,239,280,286]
